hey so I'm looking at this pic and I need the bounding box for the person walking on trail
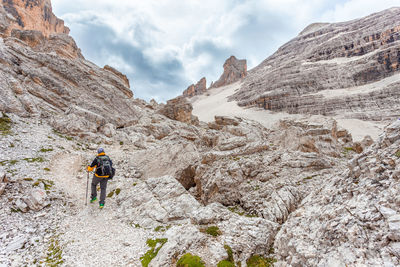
[87,148,113,209]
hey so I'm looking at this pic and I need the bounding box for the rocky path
[48,152,150,266]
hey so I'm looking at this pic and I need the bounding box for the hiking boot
[90,197,97,203]
[99,203,104,209]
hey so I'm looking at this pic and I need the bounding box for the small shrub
[246,255,277,267]
[0,113,12,135]
[205,226,221,237]
[140,238,168,267]
[23,157,45,163]
[115,188,121,195]
[176,253,205,267]
[45,237,64,266]
[217,260,235,267]
[40,148,54,153]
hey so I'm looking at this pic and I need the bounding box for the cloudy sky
[52,0,399,102]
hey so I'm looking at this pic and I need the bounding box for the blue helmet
[97,147,105,154]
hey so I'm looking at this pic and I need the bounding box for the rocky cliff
[211,55,247,88]
[231,8,400,121]
[183,77,207,98]
[1,0,69,37]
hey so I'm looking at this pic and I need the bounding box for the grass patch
[107,188,121,198]
[217,245,235,267]
[40,148,54,153]
[246,255,277,267]
[0,113,12,135]
[0,159,18,166]
[44,237,64,266]
[140,238,168,267]
[202,226,221,237]
[177,253,205,267]
[395,150,400,158]
[23,157,45,163]
[33,179,54,191]
[154,225,171,232]
[23,178,34,181]
[52,129,73,141]
[44,168,51,172]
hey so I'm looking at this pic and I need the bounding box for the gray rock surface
[211,55,247,88]
[231,8,400,122]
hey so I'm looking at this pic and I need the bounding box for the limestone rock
[0,172,7,195]
[159,96,199,125]
[1,0,69,37]
[211,56,247,88]
[103,65,130,90]
[23,188,48,211]
[231,8,400,122]
[183,77,207,98]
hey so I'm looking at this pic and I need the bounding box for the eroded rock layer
[183,77,207,98]
[232,8,400,121]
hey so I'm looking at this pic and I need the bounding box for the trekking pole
[85,171,89,206]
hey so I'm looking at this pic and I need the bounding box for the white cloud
[51,0,399,101]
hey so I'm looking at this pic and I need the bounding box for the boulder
[159,97,199,125]
[23,188,48,211]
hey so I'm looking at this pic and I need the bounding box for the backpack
[96,155,112,177]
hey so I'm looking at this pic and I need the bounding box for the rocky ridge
[183,77,207,98]
[231,8,400,122]
[182,55,247,98]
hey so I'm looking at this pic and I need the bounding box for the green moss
[217,244,235,266]
[23,178,34,181]
[154,225,170,232]
[344,147,354,151]
[246,255,277,267]
[0,159,18,166]
[133,183,137,186]
[217,260,235,267]
[395,150,400,158]
[32,179,54,190]
[45,237,64,266]
[0,113,12,135]
[23,157,45,163]
[40,148,54,153]
[140,238,168,267]
[9,143,15,148]
[176,253,205,267]
[107,191,114,198]
[205,226,221,237]
[135,224,141,228]
[120,141,124,145]
[115,188,121,195]
[44,168,51,172]
[52,129,73,141]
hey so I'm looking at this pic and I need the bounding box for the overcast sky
[52,0,399,102]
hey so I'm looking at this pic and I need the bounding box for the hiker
[87,148,114,208]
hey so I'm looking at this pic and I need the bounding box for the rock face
[274,119,400,266]
[211,56,247,88]
[232,8,400,121]
[1,0,69,37]
[183,77,207,98]
[0,1,137,141]
[159,96,199,125]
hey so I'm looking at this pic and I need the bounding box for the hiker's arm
[87,158,97,171]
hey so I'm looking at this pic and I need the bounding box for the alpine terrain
[0,1,399,266]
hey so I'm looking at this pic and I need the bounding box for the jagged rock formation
[210,55,247,88]
[274,119,400,266]
[232,8,400,121]
[0,1,139,141]
[183,77,207,98]
[159,96,199,125]
[1,0,69,37]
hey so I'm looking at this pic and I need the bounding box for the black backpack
[97,155,113,177]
